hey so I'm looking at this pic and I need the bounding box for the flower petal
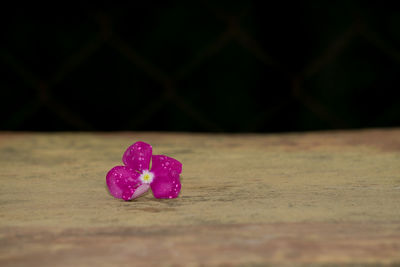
[130,183,150,199]
[151,155,182,176]
[150,174,181,199]
[122,141,152,172]
[106,166,149,201]
[150,155,182,199]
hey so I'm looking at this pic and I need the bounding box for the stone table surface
[0,129,400,266]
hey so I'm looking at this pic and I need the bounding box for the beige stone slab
[0,129,400,266]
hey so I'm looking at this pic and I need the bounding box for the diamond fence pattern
[1,2,400,132]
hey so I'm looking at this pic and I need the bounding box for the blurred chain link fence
[1,2,399,132]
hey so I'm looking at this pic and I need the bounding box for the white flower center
[139,170,154,184]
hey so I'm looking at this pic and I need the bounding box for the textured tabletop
[1,129,400,266]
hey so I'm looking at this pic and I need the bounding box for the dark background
[1,1,400,132]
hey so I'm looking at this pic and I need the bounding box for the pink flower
[106,141,182,201]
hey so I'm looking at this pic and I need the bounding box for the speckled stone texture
[1,129,400,266]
